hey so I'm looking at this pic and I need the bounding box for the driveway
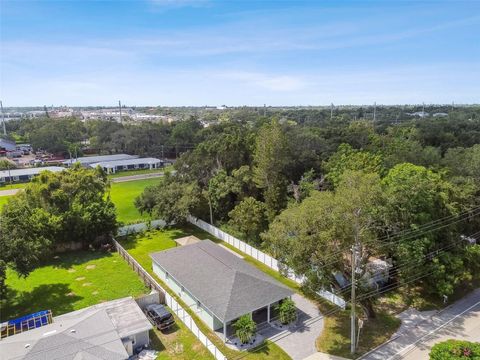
[360,288,480,360]
[258,293,324,360]
[110,172,165,183]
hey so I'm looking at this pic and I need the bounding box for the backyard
[109,177,161,224]
[119,227,292,360]
[2,250,148,321]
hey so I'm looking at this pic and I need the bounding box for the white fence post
[186,217,346,310]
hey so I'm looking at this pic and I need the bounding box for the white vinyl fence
[117,220,166,236]
[188,215,346,309]
[113,239,226,360]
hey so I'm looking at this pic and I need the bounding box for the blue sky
[1,0,479,106]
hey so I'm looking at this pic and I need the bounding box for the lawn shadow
[149,329,167,352]
[2,283,83,321]
[50,250,114,269]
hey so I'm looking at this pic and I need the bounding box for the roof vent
[25,344,30,348]
[70,329,76,333]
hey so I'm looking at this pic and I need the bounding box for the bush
[430,339,480,359]
[277,298,297,325]
[234,314,256,344]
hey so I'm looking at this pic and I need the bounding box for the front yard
[119,227,292,360]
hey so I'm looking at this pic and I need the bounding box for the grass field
[109,178,162,224]
[0,183,28,190]
[119,227,292,360]
[2,250,148,321]
[0,196,9,208]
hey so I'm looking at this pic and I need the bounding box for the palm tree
[234,314,256,344]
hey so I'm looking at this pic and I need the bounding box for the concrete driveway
[258,293,324,360]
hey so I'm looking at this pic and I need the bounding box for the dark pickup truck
[144,304,175,331]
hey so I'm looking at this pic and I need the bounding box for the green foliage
[228,197,268,245]
[0,159,17,170]
[27,117,85,154]
[263,171,384,302]
[443,144,480,181]
[0,166,117,295]
[234,314,257,344]
[135,174,204,225]
[253,119,290,219]
[277,298,297,325]
[429,339,480,360]
[324,143,384,187]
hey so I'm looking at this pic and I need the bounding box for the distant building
[63,154,138,167]
[0,166,64,183]
[0,297,152,359]
[89,157,163,174]
[0,138,16,152]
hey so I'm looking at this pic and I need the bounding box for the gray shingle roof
[0,297,151,360]
[150,240,293,323]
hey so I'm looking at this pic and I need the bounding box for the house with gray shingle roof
[150,240,293,341]
[0,297,152,360]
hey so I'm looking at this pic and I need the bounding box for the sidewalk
[360,288,480,360]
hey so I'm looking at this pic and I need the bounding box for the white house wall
[152,262,223,331]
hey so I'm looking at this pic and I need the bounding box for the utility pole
[118,100,122,123]
[0,100,6,136]
[350,243,357,354]
[330,103,334,120]
[373,102,376,122]
[351,209,361,355]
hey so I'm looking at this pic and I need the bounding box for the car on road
[144,303,175,331]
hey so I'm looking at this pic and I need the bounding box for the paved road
[361,288,480,360]
[110,172,165,183]
[0,189,21,197]
[259,293,325,360]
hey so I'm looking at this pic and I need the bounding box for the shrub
[278,298,297,325]
[234,314,256,344]
[430,339,480,359]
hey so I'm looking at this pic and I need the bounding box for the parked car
[144,304,175,331]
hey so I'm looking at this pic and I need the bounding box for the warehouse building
[89,157,163,174]
[63,154,138,167]
[0,166,64,183]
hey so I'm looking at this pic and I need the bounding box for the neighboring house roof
[89,157,161,169]
[151,240,293,323]
[0,166,64,178]
[174,235,201,246]
[0,139,16,151]
[0,297,152,360]
[63,154,138,166]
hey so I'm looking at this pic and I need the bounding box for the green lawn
[0,196,9,209]
[2,250,148,321]
[0,183,28,190]
[109,178,162,224]
[119,227,292,360]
